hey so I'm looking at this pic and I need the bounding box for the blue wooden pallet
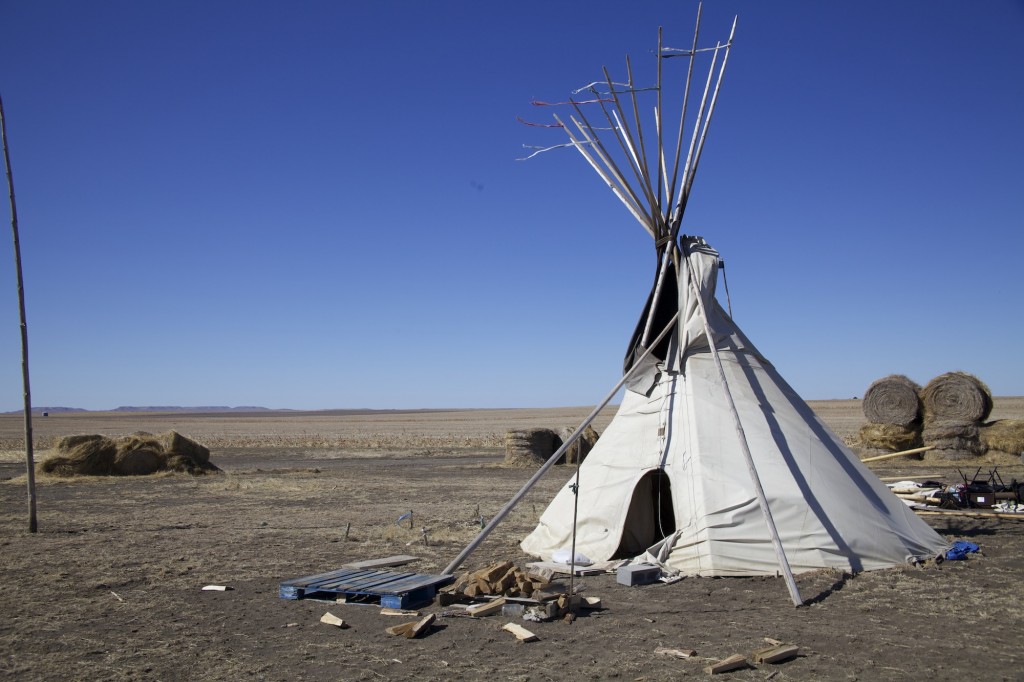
[279,568,454,609]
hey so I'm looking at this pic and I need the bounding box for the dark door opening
[614,470,676,558]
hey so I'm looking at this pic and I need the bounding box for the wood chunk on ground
[502,622,538,642]
[752,644,799,664]
[704,654,748,674]
[466,597,506,618]
[319,612,346,628]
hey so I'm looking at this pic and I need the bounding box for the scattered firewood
[437,592,469,607]
[319,612,346,628]
[385,621,417,637]
[502,622,538,642]
[380,608,420,617]
[466,596,507,618]
[384,613,436,639]
[407,613,436,638]
[654,647,696,659]
[752,644,799,664]
[704,654,748,674]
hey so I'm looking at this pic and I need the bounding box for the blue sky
[1,0,1022,411]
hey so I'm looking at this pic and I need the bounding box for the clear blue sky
[2,1,1022,411]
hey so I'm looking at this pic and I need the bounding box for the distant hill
[4,406,276,415]
[15,407,90,415]
[112,406,276,413]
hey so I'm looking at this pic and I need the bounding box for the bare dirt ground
[1,399,1022,681]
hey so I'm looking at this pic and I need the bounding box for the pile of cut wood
[445,560,542,600]
[441,560,599,623]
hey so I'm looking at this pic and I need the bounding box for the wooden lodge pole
[860,445,935,463]
[442,311,681,576]
[1,93,38,533]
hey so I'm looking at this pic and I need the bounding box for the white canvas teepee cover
[521,238,948,576]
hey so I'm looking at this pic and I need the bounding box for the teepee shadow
[801,571,854,605]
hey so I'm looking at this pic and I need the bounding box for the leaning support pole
[680,245,802,606]
[1,94,37,533]
[442,311,680,576]
[860,445,935,463]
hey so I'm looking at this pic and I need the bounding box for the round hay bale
[160,430,210,465]
[980,419,1024,455]
[857,422,922,453]
[113,447,166,475]
[920,372,992,422]
[558,425,601,465]
[862,375,921,426]
[504,428,558,467]
[40,436,117,476]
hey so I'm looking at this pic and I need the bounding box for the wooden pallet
[279,568,454,609]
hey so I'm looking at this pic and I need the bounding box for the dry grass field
[1,398,1022,681]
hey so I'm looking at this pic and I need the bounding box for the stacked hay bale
[858,375,923,456]
[920,372,991,461]
[39,431,218,477]
[979,419,1024,461]
[557,425,600,465]
[504,428,559,467]
[39,435,117,476]
[504,426,601,467]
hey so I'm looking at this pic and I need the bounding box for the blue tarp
[945,540,980,561]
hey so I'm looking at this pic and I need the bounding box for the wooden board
[343,555,419,570]
[502,622,538,642]
[525,561,604,577]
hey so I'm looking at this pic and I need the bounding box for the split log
[466,597,506,617]
[319,612,346,628]
[502,622,538,642]
[752,644,799,664]
[407,613,435,638]
[704,654,748,674]
[385,621,417,637]
[380,608,420,617]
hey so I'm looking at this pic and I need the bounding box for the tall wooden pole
[0,94,38,533]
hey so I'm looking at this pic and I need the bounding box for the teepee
[446,6,947,605]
